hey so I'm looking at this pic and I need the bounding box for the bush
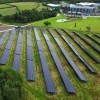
[86,26,91,31]
[0,69,23,100]
[44,21,51,26]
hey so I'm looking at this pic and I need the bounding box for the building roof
[77,2,100,6]
[47,4,61,7]
[69,4,96,9]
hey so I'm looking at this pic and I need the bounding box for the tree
[86,26,91,31]
[44,21,51,26]
[74,22,76,27]
[0,69,23,100]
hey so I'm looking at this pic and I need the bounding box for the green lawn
[32,15,100,33]
[0,2,46,16]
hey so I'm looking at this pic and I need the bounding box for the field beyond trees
[0,2,46,16]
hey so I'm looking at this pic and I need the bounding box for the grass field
[0,2,46,16]
[0,27,100,100]
[32,15,100,33]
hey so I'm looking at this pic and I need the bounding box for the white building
[47,4,61,9]
[64,3,98,15]
[76,2,100,7]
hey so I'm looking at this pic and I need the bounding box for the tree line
[2,8,57,23]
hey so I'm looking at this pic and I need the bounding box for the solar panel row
[26,29,35,81]
[39,51,56,93]
[62,29,100,64]
[61,35,96,73]
[0,49,10,65]
[73,32,100,53]
[34,28,56,93]
[51,29,87,81]
[95,34,100,38]
[15,43,22,55]
[27,60,35,81]
[13,54,20,71]
[17,36,22,44]
[0,30,16,65]
[2,31,9,39]
[13,29,23,71]
[86,35,100,45]
[27,38,32,47]
[41,28,76,93]
[5,40,13,50]
[0,38,4,46]
[0,31,9,46]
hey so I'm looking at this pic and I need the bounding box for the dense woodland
[0,0,100,3]
[2,9,57,23]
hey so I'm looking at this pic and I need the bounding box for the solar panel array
[41,28,76,93]
[62,29,100,64]
[13,29,23,71]
[0,31,9,46]
[50,29,87,81]
[26,28,35,81]
[0,27,99,94]
[0,30,16,65]
[34,28,56,93]
[73,32,100,53]
[55,29,96,73]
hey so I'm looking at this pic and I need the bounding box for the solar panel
[27,34,31,39]
[95,34,100,38]
[48,29,56,38]
[86,35,100,45]
[37,41,43,51]
[0,38,4,46]
[27,60,35,81]
[2,31,8,39]
[36,35,40,41]
[27,38,32,47]
[15,43,22,55]
[34,28,40,41]
[46,41,55,52]
[60,47,87,81]
[9,34,15,41]
[27,47,33,61]
[13,54,20,71]
[39,51,56,93]
[55,38,62,47]
[0,49,10,65]
[43,34,50,41]
[5,40,13,50]
[50,51,76,93]
[17,36,22,44]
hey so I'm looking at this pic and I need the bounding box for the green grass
[32,15,100,33]
[0,2,46,16]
